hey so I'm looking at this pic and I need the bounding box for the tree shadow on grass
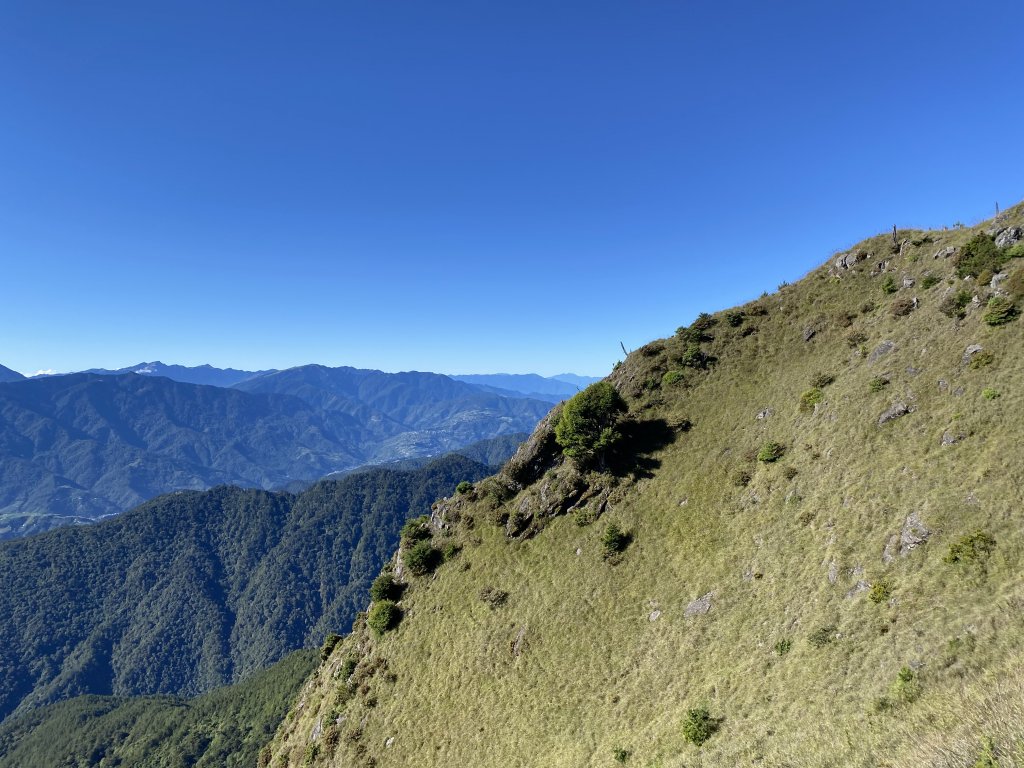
[606,417,683,479]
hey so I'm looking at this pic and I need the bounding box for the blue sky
[2,1,1021,377]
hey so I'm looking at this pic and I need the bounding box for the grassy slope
[268,205,1024,768]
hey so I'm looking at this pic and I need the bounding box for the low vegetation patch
[868,580,893,604]
[601,523,631,561]
[882,275,898,294]
[943,531,996,566]
[478,586,509,609]
[681,705,718,746]
[757,441,785,462]
[369,573,402,602]
[939,289,973,319]
[403,540,442,576]
[799,387,824,412]
[320,633,342,661]
[774,637,792,656]
[808,625,837,648]
[955,234,1006,278]
[869,376,889,392]
[983,296,1018,326]
[367,600,402,636]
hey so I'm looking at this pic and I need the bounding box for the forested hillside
[0,453,494,723]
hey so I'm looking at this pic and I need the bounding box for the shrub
[955,233,1005,278]
[692,312,716,331]
[921,274,940,289]
[661,370,685,388]
[774,638,792,655]
[943,531,996,565]
[725,311,745,327]
[403,540,441,576]
[868,580,893,604]
[891,666,921,703]
[757,442,785,463]
[1007,269,1024,300]
[320,633,343,661]
[731,468,752,487]
[800,388,824,412]
[613,748,631,763]
[574,506,599,526]
[891,296,916,317]
[479,586,509,609]
[554,382,628,467]
[861,300,877,314]
[808,625,837,648]
[367,600,402,635]
[983,296,1017,326]
[882,275,898,294]
[810,372,834,388]
[680,342,709,369]
[939,289,973,319]
[1007,242,1024,258]
[982,388,1001,400]
[442,542,461,561]
[369,573,402,602]
[681,706,717,746]
[969,351,994,369]
[869,376,889,392]
[400,515,432,545]
[847,330,868,348]
[456,480,473,495]
[782,466,798,480]
[602,523,631,560]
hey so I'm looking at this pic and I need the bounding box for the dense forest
[0,453,494,723]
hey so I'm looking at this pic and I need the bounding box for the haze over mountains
[0,362,584,538]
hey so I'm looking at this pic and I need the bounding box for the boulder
[868,340,896,363]
[995,227,1023,249]
[684,592,714,617]
[878,402,912,426]
[962,344,984,365]
[933,246,958,260]
[941,430,964,446]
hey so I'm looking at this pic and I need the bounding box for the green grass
[264,202,1024,768]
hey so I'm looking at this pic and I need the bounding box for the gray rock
[834,250,868,270]
[953,386,965,397]
[941,430,964,446]
[868,340,896,363]
[938,379,948,392]
[991,271,1009,293]
[756,408,774,420]
[685,592,714,617]
[878,402,912,426]
[648,609,662,622]
[900,512,931,552]
[995,227,1023,249]
[902,276,916,288]
[962,344,984,365]
[882,534,900,565]
[933,246,958,260]
[827,560,839,585]
[310,716,323,742]
[845,580,870,599]
[803,325,818,342]
[510,625,529,657]
[906,366,921,377]
[385,737,396,748]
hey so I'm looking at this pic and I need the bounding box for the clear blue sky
[2,1,1021,377]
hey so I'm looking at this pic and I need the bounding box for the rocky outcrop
[878,402,913,426]
[995,227,1023,248]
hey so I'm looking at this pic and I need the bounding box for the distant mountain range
[82,361,274,388]
[450,373,601,402]
[0,366,23,384]
[0,366,551,537]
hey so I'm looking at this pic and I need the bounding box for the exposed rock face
[684,592,714,617]
[500,404,564,488]
[834,250,868,270]
[962,344,984,365]
[902,276,916,288]
[878,402,912,426]
[868,340,896,363]
[933,246,958,260]
[941,430,965,446]
[882,513,932,563]
[995,226,1023,248]
[756,408,774,420]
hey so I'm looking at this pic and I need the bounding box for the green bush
[982,388,1001,400]
[320,632,343,661]
[369,573,402,602]
[681,705,717,746]
[891,666,921,703]
[725,311,745,327]
[939,289,973,319]
[868,580,893,604]
[613,747,631,763]
[869,376,889,393]
[731,468,752,487]
[808,625,837,648]
[661,370,685,388]
[944,531,996,566]
[782,466,798,480]
[403,540,441,576]
[554,382,627,467]
[400,515,432,544]
[774,638,792,655]
[955,234,1005,278]
[799,388,824,412]
[1007,269,1024,300]
[983,296,1017,326]
[479,586,509,609]
[757,442,785,463]
[969,351,994,369]
[367,600,402,636]
[882,275,898,294]
[601,523,631,560]
[810,372,834,388]
[921,274,941,289]
[456,480,473,495]
[680,342,709,369]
